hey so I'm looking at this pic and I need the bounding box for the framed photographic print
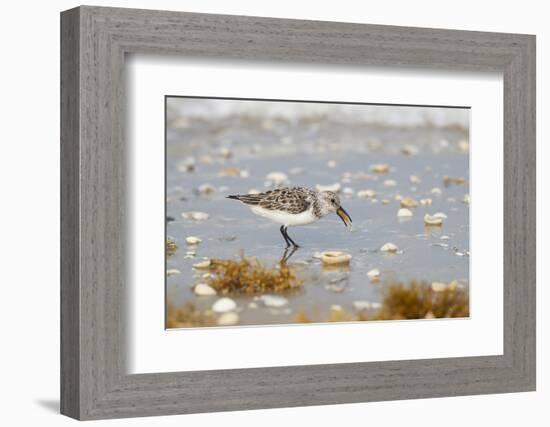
[61,6,536,420]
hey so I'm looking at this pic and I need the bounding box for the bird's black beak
[336,206,352,227]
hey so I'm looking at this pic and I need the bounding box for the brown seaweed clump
[166,238,178,257]
[373,281,469,320]
[292,280,469,324]
[206,257,303,296]
[166,303,216,328]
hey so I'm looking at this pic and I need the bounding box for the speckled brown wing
[257,187,312,214]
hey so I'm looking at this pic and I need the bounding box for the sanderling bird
[227,187,352,247]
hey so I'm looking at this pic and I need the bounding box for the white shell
[371,163,390,173]
[431,187,442,196]
[409,175,421,184]
[265,171,288,185]
[458,140,469,153]
[217,312,240,326]
[401,145,419,156]
[212,297,237,313]
[197,183,216,195]
[353,300,381,311]
[431,282,448,292]
[166,269,181,276]
[357,189,376,199]
[420,198,433,206]
[186,236,202,245]
[380,242,399,252]
[316,183,341,192]
[181,211,209,221]
[320,251,352,265]
[192,259,211,269]
[367,268,381,278]
[193,283,217,296]
[260,295,289,308]
[397,208,413,218]
[383,179,397,187]
[433,212,448,219]
[400,197,418,208]
[424,214,443,226]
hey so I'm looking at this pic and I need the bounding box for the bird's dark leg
[283,226,300,248]
[280,225,291,247]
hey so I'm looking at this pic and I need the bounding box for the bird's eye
[331,198,335,203]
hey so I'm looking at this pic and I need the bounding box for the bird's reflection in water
[279,246,299,265]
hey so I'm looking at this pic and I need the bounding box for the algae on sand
[206,256,303,296]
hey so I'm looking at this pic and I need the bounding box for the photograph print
[165,97,470,328]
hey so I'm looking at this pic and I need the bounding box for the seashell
[265,171,288,185]
[217,312,240,326]
[409,175,421,184]
[197,184,216,195]
[186,236,202,245]
[181,211,209,221]
[192,259,211,269]
[433,212,447,219]
[218,166,241,177]
[383,179,397,187]
[353,301,381,311]
[176,157,196,173]
[431,282,448,292]
[330,304,343,312]
[166,269,181,276]
[371,163,390,174]
[212,297,237,313]
[316,183,341,193]
[260,295,289,308]
[443,175,466,186]
[327,160,337,168]
[400,197,418,208]
[357,189,376,198]
[219,147,232,159]
[401,145,419,156]
[463,194,470,204]
[248,302,258,309]
[431,187,442,196]
[440,235,450,240]
[380,242,399,252]
[193,283,217,296]
[342,187,355,196]
[382,199,391,205]
[289,167,304,175]
[424,214,443,226]
[321,251,352,266]
[420,198,433,206]
[458,140,469,153]
[397,208,413,218]
[367,268,381,278]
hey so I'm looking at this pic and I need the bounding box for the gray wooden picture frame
[60,5,536,420]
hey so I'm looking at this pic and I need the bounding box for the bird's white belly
[250,206,317,226]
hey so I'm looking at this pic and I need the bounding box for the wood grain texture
[60,6,536,420]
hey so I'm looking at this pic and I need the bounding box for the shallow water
[166,110,469,327]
